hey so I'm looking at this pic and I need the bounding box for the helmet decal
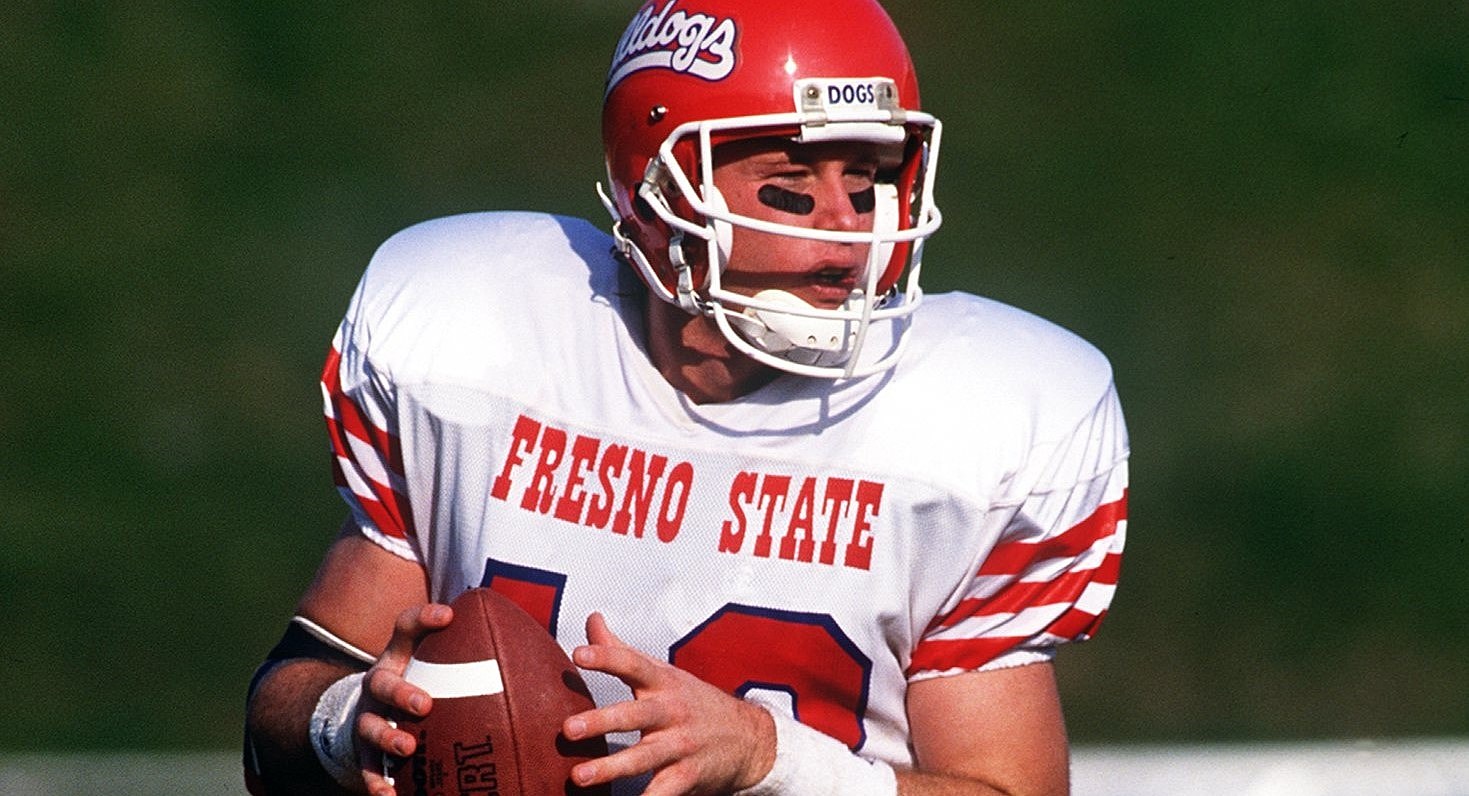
[607,1,738,92]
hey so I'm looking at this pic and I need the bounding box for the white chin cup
[729,289,859,367]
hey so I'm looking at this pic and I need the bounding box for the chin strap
[666,231,709,316]
[599,181,711,318]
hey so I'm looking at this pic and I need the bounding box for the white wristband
[309,671,368,791]
[735,705,897,796]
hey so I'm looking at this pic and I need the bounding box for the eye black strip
[849,186,876,214]
[757,185,816,215]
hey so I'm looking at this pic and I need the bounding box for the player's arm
[243,520,441,795]
[890,381,1126,795]
[717,661,1068,795]
[900,662,1069,795]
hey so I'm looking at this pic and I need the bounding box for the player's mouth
[806,265,861,306]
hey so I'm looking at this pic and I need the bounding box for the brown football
[388,587,609,796]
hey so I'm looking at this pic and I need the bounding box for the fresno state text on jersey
[488,411,883,571]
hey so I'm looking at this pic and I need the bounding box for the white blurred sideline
[1072,739,1469,795]
[1,740,1465,795]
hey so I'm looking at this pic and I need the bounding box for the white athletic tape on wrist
[735,705,897,796]
[309,671,367,791]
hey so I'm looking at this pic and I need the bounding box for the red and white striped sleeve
[320,324,419,561]
[909,386,1129,679]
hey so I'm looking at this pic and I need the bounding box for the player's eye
[770,168,813,183]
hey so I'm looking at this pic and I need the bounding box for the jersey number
[480,559,873,750]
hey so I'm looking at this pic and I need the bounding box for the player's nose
[811,169,868,234]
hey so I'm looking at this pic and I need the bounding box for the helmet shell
[601,0,924,293]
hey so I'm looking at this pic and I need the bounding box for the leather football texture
[389,587,609,795]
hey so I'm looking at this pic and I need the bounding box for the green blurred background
[3,1,1465,752]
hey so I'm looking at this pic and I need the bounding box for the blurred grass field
[2,1,1466,752]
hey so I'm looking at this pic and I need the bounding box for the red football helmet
[598,0,943,378]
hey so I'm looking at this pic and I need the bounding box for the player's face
[711,138,899,309]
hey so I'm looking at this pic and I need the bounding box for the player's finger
[641,762,702,796]
[570,734,684,789]
[361,773,396,796]
[576,613,663,685]
[584,611,631,648]
[378,603,453,669]
[564,696,666,740]
[357,708,416,758]
[358,738,398,796]
[365,666,433,717]
[361,762,403,796]
[573,640,664,688]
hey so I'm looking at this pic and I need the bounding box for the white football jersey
[322,211,1129,776]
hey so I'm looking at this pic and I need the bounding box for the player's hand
[356,603,454,796]
[563,612,777,795]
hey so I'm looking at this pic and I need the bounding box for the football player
[244,1,1129,794]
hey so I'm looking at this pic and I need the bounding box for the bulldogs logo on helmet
[597,0,944,378]
[607,3,738,87]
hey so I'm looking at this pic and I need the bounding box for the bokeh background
[3,0,1465,755]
